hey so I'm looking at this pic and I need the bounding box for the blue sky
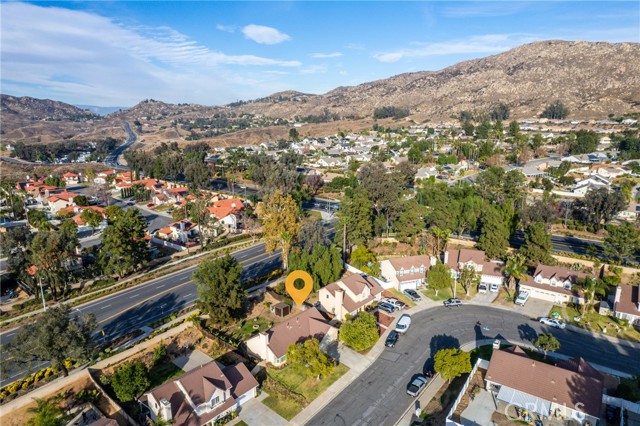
[1,1,638,107]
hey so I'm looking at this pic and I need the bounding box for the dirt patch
[420,374,469,426]
[451,369,486,421]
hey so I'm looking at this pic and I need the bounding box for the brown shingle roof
[324,274,384,312]
[148,361,257,426]
[486,347,603,417]
[265,307,333,358]
[615,284,640,316]
[533,264,589,283]
[386,255,431,272]
[519,276,583,298]
[446,249,486,270]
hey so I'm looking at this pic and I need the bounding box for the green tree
[256,190,302,270]
[287,338,334,379]
[9,305,96,377]
[508,120,520,138]
[193,254,245,326]
[540,101,569,119]
[394,200,426,243]
[104,205,123,222]
[434,348,472,382]
[27,396,67,426]
[289,127,300,141]
[350,245,379,276]
[110,361,150,402]
[519,222,554,265]
[358,162,403,236]
[603,223,640,264]
[288,244,343,291]
[296,219,329,253]
[80,208,103,231]
[490,103,510,121]
[569,130,599,154]
[427,262,453,297]
[28,209,51,231]
[337,187,374,249]
[463,121,475,137]
[184,159,212,190]
[458,264,480,296]
[534,333,560,359]
[430,226,451,256]
[503,253,527,296]
[99,208,148,277]
[28,227,78,300]
[74,195,89,206]
[477,207,510,259]
[44,176,65,188]
[578,188,626,229]
[576,277,609,318]
[339,312,379,351]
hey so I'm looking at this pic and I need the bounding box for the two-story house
[143,361,258,426]
[207,198,245,231]
[46,191,77,214]
[612,284,640,326]
[156,220,199,244]
[94,169,116,185]
[445,249,504,288]
[245,307,336,366]
[62,172,81,186]
[379,256,433,292]
[518,264,587,305]
[319,274,384,320]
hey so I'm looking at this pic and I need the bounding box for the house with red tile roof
[245,307,337,366]
[485,346,603,425]
[94,169,116,185]
[62,172,81,185]
[156,220,199,244]
[46,191,77,214]
[379,255,433,291]
[319,273,384,320]
[518,264,588,305]
[206,198,245,230]
[613,284,640,326]
[166,186,190,203]
[142,361,258,426]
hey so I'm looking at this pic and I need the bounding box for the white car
[515,291,530,306]
[381,297,406,310]
[478,283,487,294]
[489,283,500,292]
[539,317,566,329]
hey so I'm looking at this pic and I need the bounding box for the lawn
[234,421,249,426]
[147,361,184,389]
[262,362,349,420]
[152,203,174,212]
[550,304,640,343]
[422,282,476,303]
[229,317,273,341]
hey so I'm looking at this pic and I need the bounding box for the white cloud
[311,52,343,59]
[242,24,291,45]
[0,3,300,105]
[216,24,237,33]
[299,65,327,75]
[373,34,539,63]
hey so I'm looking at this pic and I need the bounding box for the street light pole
[38,277,46,312]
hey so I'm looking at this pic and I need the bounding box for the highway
[0,242,282,386]
[103,121,135,168]
[309,304,640,426]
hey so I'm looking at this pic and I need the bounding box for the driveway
[238,393,287,426]
[514,298,553,319]
[472,290,498,305]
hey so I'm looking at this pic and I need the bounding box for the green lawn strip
[387,288,415,307]
[148,361,184,389]
[262,395,303,420]
[229,317,272,341]
[263,363,349,420]
[234,421,249,426]
[422,286,452,302]
[550,304,640,343]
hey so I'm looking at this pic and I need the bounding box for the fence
[150,236,187,251]
[602,394,640,415]
[446,358,483,420]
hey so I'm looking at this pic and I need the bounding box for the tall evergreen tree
[193,254,245,326]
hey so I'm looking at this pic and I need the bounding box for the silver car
[406,375,429,397]
[539,317,566,329]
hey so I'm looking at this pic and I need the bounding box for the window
[419,266,425,273]
[210,396,219,407]
[399,269,404,276]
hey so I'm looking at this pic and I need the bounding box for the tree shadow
[517,323,538,343]
[424,334,460,373]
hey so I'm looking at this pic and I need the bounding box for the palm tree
[503,253,526,297]
[577,277,608,319]
[430,226,451,256]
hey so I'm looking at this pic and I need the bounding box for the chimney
[180,221,185,232]
[614,285,622,307]
[335,289,344,320]
[443,251,449,265]
[159,399,172,421]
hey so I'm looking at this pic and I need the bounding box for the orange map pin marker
[285,270,314,307]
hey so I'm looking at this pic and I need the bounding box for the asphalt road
[0,242,282,386]
[104,121,135,168]
[308,305,640,426]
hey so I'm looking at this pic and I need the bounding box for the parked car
[403,289,421,302]
[406,375,429,397]
[443,298,462,308]
[478,283,488,294]
[385,330,399,348]
[395,314,412,334]
[489,283,500,292]
[147,203,155,208]
[515,291,530,306]
[127,202,135,206]
[539,317,566,329]
[382,297,406,310]
[166,208,174,214]
[377,302,396,314]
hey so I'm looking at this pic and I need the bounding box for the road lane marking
[156,285,165,289]
[182,293,193,299]
[100,304,111,310]
[129,293,142,299]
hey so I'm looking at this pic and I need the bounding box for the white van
[395,314,412,334]
[515,291,530,306]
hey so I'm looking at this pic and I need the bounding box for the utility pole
[342,222,347,262]
[39,277,47,312]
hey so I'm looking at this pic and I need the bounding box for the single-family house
[444,249,504,288]
[142,361,258,426]
[596,166,628,179]
[62,172,81,185]
[94,169,116,185]
[167,186,190,203]
[617,203,640,222]
[414,167,439,181]
[156,220,199,244]
[380,256,432,291]
[318,274,384,320]
[612,284,640,325]
[46,191,77,214]
[485,346,603,426]
[207,198,245,230]
[317,157,344,168]
[245,307,337,366]
[572,175,611,196]
[518,264,587,305]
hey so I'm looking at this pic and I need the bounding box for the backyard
[261,362,349,420]
[550,304,640,343]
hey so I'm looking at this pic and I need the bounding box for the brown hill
[232,40,640,120]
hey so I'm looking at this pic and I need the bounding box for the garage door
[527,288,557,303]
[236,391,252,406]
[399,281,417,291]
